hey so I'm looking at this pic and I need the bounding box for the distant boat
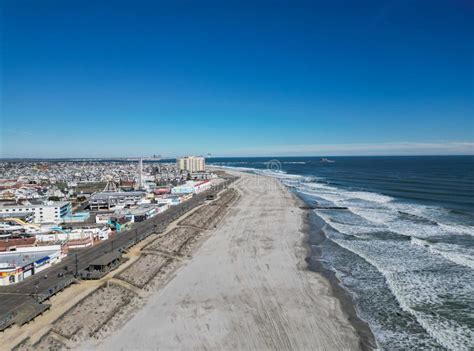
[320,158,335,163]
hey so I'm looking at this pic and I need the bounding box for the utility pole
[75,253,78,277]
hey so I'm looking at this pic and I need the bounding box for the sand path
[95,171,360,350]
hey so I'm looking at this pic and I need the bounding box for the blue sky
[1,0,473,157]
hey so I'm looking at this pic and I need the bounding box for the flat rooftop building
[0,201,71,224]
[171,180,211,195]
[190,172,214,180]
[0,245,63,285]
[89,191,146,210]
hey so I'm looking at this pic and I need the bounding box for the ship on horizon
[320,158,335,163]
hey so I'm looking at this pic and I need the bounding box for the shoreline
[224,168,378,350]
[96,169,363,350]
[299,204,377,350]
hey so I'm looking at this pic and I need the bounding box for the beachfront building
[0,236,36,252]
[155,195,182,206]
[192,180,211,194]
[107,216,132,232]
[190,172,214,180]
[0,201,71,224]
[61,212,91,223]
[115,205,157,223]
[171,180,211,195]
[35,227,112,248]
[176,156,206,173]
[0,245,65,286]
[89,191,146,210]
[171,184,194,195]
[96,213,115,224]
[115,203,170,223]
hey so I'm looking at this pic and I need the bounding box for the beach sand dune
[96,171,360,350]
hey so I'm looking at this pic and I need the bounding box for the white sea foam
[316,213,384,238]
[300,182,331,189]
[328,235,474,351]
[344,191,393,204]
[411,238,474,269]
[278,176,474,350]
[298,180,473,240]
[347,207,397,224]
[298,190,345,204]
[438,222,474,237]
[300,182,393,204]
[262,171,304,179]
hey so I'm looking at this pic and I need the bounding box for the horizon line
[1,154,473,161]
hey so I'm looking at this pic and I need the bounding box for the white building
[171,180,211,195]
[171,184,194,195]
[176,156,206,172]
[0,245,64,286]
[193,180,211,194]
[89,191,146,210]
[155,195,181,206]
[36,228,95,243]
[0,201,71,224]
[96,213,115,224]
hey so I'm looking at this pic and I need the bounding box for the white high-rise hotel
[176,156,206,172]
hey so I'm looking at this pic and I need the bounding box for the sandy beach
[93,170,362,350]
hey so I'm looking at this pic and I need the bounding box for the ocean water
[208,156,474,351]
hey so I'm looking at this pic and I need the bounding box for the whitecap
[411,238,474,269]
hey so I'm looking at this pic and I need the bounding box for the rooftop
[90,191,146,200]
[0,250,58,269]
[0,201,70,209]
[0,212,33,219]
[89,250,122,266]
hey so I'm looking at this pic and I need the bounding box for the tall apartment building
[176,156,206,172]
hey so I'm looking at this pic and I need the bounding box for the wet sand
[304,211,377,350]
[95,170,364,350]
